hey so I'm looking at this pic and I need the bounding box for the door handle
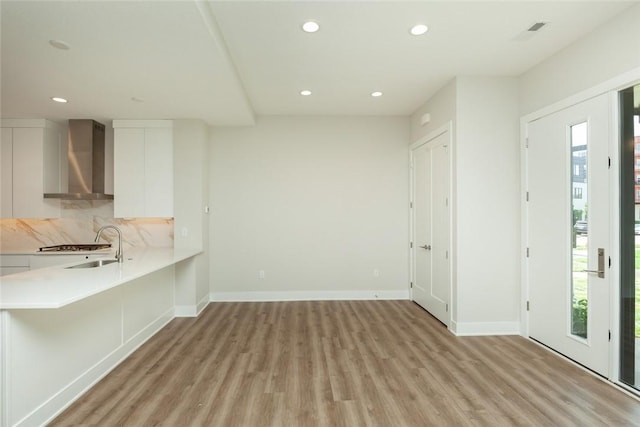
[582,248,605,278]
[419,245,431,250]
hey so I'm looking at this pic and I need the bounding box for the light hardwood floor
[51,300,640,426]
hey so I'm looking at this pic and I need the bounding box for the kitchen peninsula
[0,247,203,427]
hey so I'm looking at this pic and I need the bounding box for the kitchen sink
[66,259,119,269]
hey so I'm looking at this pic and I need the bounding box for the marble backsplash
[0,200,173,252]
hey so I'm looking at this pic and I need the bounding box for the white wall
[173,120,210,315]
[520,3,640,115]
[410,76,520,335]
[410,78,456,143]
[173,120,209,251]
[455,76,520,333]
[209,116,410,300]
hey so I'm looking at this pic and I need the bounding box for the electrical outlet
[373,269,379,277]
[258,270,265,279]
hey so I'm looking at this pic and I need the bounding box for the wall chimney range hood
[44,119,114,200]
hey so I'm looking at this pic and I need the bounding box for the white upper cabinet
[143,127,173,217]
[1,127,13,218]
[113,127,146,217]
[1,119,62,218]
[113,120,173,218]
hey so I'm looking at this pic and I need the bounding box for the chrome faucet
[94,225,124,263]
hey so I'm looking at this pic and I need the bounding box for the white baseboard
[28,309,174,427]
[175,294,210,317]
[210,290,410,302]
[196,294,210,315]
[174,305,197,317]
[450,320,521,336]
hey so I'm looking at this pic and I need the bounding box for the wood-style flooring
[51,300,640,426]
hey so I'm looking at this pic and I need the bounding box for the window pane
[571,122,588,339]
[620,85,639,390]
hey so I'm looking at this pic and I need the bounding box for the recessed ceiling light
[51,97,68,103]
[300,90,312,96]
[302,21,320,33]
[410,24,429,36]
[49,39,70,50]
[371,91,383,97]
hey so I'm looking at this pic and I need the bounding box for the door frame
[409,121,454,329]
[521,66,640,387]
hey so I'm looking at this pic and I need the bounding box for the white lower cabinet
[1,266,175,427]
[29,254,109,270]
[113,120,173,218]
[0,255,29,276]
[0,254,114,276]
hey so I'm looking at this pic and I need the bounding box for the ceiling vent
[527,22,547,32]
[513,21,549,41]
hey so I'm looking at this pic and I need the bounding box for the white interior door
[411,129,451,326]
[527,93,611,376]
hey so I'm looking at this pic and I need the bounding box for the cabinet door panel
[13,128,44,217]
[144,128,173,217]
[2,122,61,218]
[1,128,13,218]
[42,126,63,194]
[0,267,29,276]
[114,128,145,218]
[30,254,104,270]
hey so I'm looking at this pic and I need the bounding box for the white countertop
[0,247,202,309]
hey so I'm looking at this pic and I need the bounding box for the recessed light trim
[410,24,429,36]
[302,21,320,33]
[51,97,68,103]
[371,91,383,97]
[49,39,70,50]
[300,90,312,96]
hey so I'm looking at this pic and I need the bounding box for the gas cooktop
[38,244,112,252]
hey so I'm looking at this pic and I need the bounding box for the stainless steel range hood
[44,119,114,200]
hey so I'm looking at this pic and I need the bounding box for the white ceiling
[1,0,637,126]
